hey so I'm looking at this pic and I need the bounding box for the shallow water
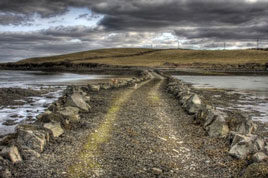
[0,70,112,88]
[0,70,113,136]
[173,75,268,122]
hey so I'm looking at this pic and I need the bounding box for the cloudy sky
[1,0,268,62]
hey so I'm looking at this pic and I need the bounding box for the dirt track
[14,74,242,178]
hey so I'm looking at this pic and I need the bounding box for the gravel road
[14,74,241,178]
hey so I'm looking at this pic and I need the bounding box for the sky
[0,0,268,62]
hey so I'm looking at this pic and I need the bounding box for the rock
[37,112,64,124]
[237,117,257,135]
[16,125,49,160]
[88,84,100,92]
[100,85,111,90]
[252,152,268,162]
[264,145,268,155]
[47,102,62,112]
[206,116,229,138]
[204,110,223,126]
[44,122,64,138]
[184,94,202,114]
[179,94,192,105]
[0,168,12,178]
[229,133,265,159]
[0,134,16,146]
[17,147,40,160]
[58,106,80,123]
[152,168,162,175]
[240,162,268,178]
[194,105,214,125]
[65,92,91,111]
[0,146,22,164]
[36,111,52,120]
[2,119,17,126]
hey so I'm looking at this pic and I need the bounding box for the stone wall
[166,76,268,177]
[0,70,152,177]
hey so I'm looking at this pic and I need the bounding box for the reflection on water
[174,75,268,122]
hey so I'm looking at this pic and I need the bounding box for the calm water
[0,70,113,136]
[0,70,112,88]
[174,75,268,122]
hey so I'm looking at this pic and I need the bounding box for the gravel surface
[13,75,242,178]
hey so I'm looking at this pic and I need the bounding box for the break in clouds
[0,0,268,62]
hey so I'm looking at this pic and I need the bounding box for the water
[0,70,112,88]
[0,70,113,136]
[174,75,268,122]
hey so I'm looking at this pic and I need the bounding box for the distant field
[18,48,268,67]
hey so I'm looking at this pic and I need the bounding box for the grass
[17,48,268,67]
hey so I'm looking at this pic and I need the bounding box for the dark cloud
[1,0,268,62]
[0,26,160,62]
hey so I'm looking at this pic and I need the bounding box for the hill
[18,48,268,67]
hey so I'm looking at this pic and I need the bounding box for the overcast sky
[1,0,268,62]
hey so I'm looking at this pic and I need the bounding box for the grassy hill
[18,48,268,67]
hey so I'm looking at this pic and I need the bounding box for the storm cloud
[0,0,268,62]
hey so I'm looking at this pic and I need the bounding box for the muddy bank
[0,70,151,177]
[161,62,268,74]
[164,73,268,177]
[0,62,149,75]
[0,88,46,107]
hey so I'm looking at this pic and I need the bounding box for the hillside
[18,48,268,67]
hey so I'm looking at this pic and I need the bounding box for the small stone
[88,84,100,92]
[152,168,162,175]
[252,152,268,163]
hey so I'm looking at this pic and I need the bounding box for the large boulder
[16,125,49,160]
[229,133,265,159]
[65,92,90,111]
[0,146,22,164]
[43,122,64,138]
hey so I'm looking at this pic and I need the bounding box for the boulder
[204,110,227,127]
[179,94,192,105]
[236,117,257,135]
[229,133,265,159]
[16,125,49,160]
[184,94,202,114]
[0,146,22,164]
[37,112,64,124]
[88,84,100,92]
[58,106,80,123]
[241,162,268,178]
[252,152,268,162]
[206,116,229,138]
[44,122,64,138]
[65,92,91,111]
[194,105,214,125]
